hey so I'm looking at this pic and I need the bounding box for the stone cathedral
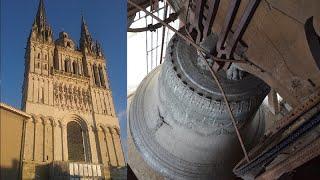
[20,0,125,179]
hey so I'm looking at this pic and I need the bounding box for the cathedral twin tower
[21,0,125,178]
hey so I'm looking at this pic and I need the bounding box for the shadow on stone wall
[34,163,50,180]
[0,159,20,180]
[110,165,127,180]
[50,161,70,179]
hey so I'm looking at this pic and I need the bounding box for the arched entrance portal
[67,121,86,162]
[63,115,92,162]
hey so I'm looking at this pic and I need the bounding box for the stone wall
[0,105,29,180]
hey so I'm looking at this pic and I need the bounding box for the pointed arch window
[67,121,86,162]
[65,60,68,72]
[65,59,72,73]
[93,64,101,86]
[78,63,82,75]
[45,31,49,41]
[40,87,44,103]
[54,56,59,70]
[98,66,106,87]
[73,61,78,74]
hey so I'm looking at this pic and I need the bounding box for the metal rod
[216,0,240,55]
[145,16,149,74]
[128,11,179,32]
[200,52,250,162]
[160,1,168,64]
[156,10,159,66]
[128,0,247,64]
[151,15,154,69]
[226,0,261,58]
[131,6,166,23]
[256,121,320,179]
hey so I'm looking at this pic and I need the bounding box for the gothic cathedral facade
[21,0,125,179]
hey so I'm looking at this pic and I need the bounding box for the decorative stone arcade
[22,114,125,179]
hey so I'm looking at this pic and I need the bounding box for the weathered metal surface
[186,0,205,43]
[150,0,160,11]
[160,2,169,64]
[185,0,262,72]
[267,90,320,136]
[256,137,320,180]
[127,12,179,32]
[129,33,269,179]
[216,0,241,58]
[267,89,279,115]
[127,0,320,178]
[305,16,320,71]
[128,0,247,65]
[202,0,220,41]
[225,0,261,59]
[233,94,320,179]
[186,0,220,44]
[127,0,151,18]
[165,0,320,107]
[129,1,320,99]
[197,36,251,162]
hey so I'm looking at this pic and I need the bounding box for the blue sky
[0,0,127,156]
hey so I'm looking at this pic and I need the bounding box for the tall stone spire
[80,15,93,53]
[80,16,104,57]
[34,0,47,28]
[30,0,53,43]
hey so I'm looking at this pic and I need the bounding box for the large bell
[129,30,270,179]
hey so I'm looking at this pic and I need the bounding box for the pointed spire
[95,40,103,56]
[81,13,86,26]
[34,0,47,29]
[30,0,53,43]
[81,15,91,37]
[80,15,93,53]
[79,14,103,57]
